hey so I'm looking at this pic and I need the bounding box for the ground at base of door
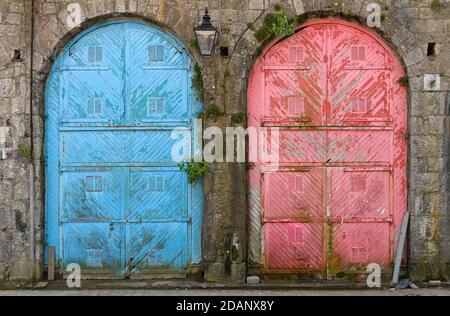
[0,280,449,292]
[1,288,450,296]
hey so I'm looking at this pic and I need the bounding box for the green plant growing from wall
[273,3,282,11]
[379,5,389,21]
[398,76,409,87]
[190,38,200,53]
[294,15,307,26]
[192,63,205,102]
[18,143,33,164]
[231,112,247,124]
[222,27,231,35]
[178,161,209,183]
[254,15,275,42]
[271,9,294,36]
[199,104,225,122]
[254,6,294,42]
[431,0,442,12]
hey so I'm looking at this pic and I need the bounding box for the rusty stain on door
[248,19,407,279]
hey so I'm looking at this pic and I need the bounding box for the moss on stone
[199,104,225,122]
[398,76,409,87]
[18,143,33,164]
[431,0,442,12]
[192,63,205,103]
[231,112,247,124]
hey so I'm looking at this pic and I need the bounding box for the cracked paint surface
[248,19,407,279]
[45,20,203,279]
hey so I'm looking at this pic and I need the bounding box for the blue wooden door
[45,21,203,279]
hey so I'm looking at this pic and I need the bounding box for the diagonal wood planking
[46,21,203,279]
[248,19,407,278]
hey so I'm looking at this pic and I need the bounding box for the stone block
[248,0,265,10]
[0,231,12,261]
[231,263,246,283]
[246,275,261,284]
[4,13,21,25]
[205,262,226,282]
[0,79,15,98]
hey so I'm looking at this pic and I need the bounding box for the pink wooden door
[248,19,407,279]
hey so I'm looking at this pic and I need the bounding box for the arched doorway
[45,20,203,279]
[248,19,407,279]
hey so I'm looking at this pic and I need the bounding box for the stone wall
[0,0,449,282]
[0,0,32,281]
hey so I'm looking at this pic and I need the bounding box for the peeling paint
[45,21,203,279]
[248,19,407,279]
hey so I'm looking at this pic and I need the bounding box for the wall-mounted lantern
[194,8,219,57]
